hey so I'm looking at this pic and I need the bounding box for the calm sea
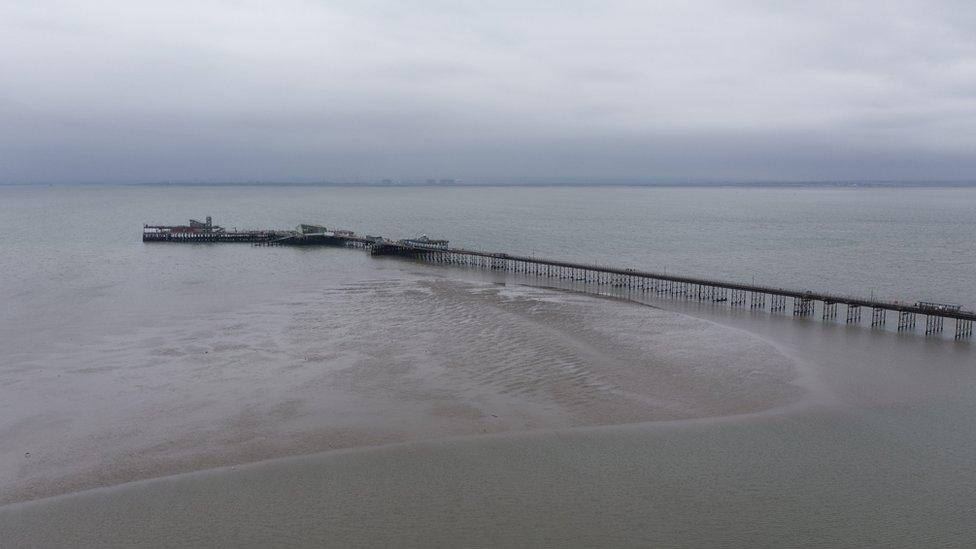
[2,184,975,305]
[1,184,975,546]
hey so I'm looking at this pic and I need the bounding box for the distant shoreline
[3,181,976,188]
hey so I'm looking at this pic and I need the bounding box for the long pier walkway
[143,218,974,339]
[370,242,975,340]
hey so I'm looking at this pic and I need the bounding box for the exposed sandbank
[1,278,802,505]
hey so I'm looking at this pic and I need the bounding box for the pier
[144,218,976,340]
[143,217,287,243]
[143,217,372,246]
[374,241,975,340]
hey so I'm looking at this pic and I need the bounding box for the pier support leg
[750,292,766,309]
[823,301,837,320]
[871,307,886,327]
[770,295,786,313]
[793,297,814,316]
[956,319,973,339]
[713,287,728,303]
[925,315,944,335]
[897,311,916,331]
[731,289,746,307]
[846,305,861,324]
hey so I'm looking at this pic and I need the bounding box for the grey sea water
[1,184,975,546]
[3,184,975,307]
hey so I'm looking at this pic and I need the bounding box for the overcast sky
[2,0,975,183]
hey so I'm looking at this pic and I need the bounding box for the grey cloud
[1,0,974,183]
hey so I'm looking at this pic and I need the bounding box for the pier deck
[388,243,976,322]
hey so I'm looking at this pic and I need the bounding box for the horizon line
[4,180,976,188]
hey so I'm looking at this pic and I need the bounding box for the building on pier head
[144,216,223,236]
[297,224,328,235]
[399,235,449,250]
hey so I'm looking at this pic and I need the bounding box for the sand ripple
[0,275,801,504]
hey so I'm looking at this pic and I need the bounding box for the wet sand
[3,273,976,546]
[0,277,801,506]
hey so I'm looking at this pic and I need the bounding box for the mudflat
[1,279,801,506]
